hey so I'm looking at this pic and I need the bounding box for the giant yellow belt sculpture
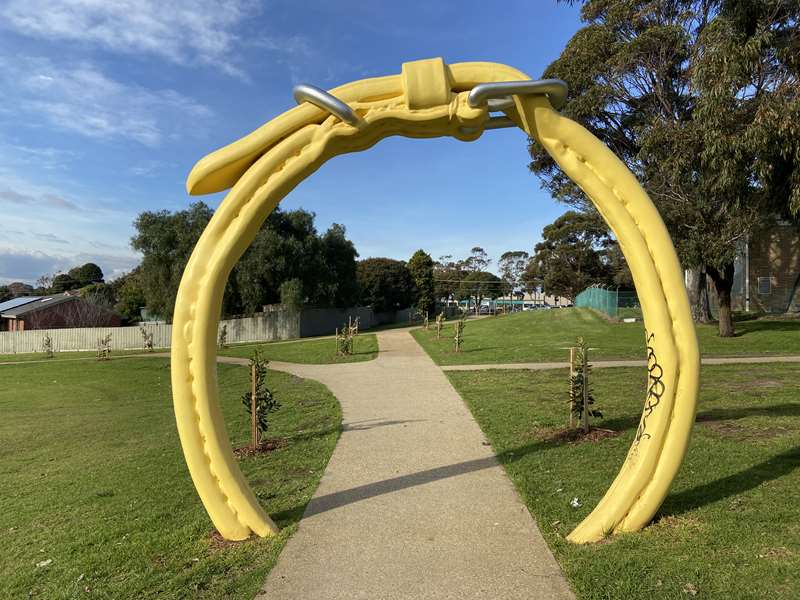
[171,58,700,544]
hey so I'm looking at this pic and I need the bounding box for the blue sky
[0,0,583,284]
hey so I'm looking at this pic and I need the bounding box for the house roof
[0,296,42,314]
[0,295,77,318]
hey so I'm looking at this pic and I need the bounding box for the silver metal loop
[467,79,568,111]
[293,84,363,126]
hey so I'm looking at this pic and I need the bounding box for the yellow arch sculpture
[171,58,700,544]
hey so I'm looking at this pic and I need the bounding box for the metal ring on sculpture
[170,58,700,544]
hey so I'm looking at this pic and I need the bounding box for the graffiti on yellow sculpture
[170,58,700,543]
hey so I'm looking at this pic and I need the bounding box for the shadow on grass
[662,445,800,516]
[732,320,800,336]
[452,346,502,354]
[270,403,800,521]
[696,403,800,422]
[272,443,800,527]
[599,402,800,434]
[333,349,376,358]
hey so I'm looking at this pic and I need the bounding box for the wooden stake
[581,347,589,433]
[251,363,258,450]
[569,347,576,428]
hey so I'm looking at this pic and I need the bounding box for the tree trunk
[686,268,713,323]
[707,264,735,337]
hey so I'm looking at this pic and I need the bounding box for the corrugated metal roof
[1,295,76,317]
[0,296,42,314]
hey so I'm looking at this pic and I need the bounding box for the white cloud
[0,186,79,211]
[0,57,212,146]
[0,247,70,283]
[249,33,356,86]
[0,142,77,171]
[0,246,139,284]
[128,160,168,177]
[1,0,256,77]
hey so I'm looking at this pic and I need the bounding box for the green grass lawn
[0,347,158,363]
[448,364,800,599]
[221,333,378,364]
[412,308,800,365]
[0,358,341,599]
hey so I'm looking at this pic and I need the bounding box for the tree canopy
[433,255,465,303]
[526,210,629,300]
[498,251,530,302]
[458,271,505,308]
[67,263,104,286]
[408,249,436,316]
[131,202,360,320]
[51,273,81,293]
[531,0,800,335]
[356,258,415,313]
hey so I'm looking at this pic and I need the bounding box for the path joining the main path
[439,354,800,371]
[255,328,575,600]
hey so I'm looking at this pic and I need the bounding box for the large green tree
[234,208,323,313]
[458,271,504,311]
[531,0,799,336]
[80,282,116,310]
[433,255,466,303]
[68,263,104,286]
[113,268,147,323]
[527,210,624,300]
[131,203,359,320]
[131,202,215,319]
[498,251,530,309]
[463,246,491,272]
[408,249,436,316]
[317,223,360,307]
[51,273,81,293]
[356,258,415,313]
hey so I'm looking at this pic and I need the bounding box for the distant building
[696,223,800,315]
[0,295,122,331]
[735,224,800,313]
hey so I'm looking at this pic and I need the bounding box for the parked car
[479,305,491,315]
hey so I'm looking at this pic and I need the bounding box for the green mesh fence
[574,286,639,318]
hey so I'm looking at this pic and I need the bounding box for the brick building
[0,295,122,331]
[728,223,800,314]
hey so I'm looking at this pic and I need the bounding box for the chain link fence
[574,285,639,319]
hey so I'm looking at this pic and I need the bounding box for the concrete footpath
[439,354,800,371]
[256,329,575,600]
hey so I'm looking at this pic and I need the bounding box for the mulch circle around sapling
[539,426,621,444]
[233,438,288,458]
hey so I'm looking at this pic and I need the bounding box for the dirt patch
[233,438,287,458]
[700,421,790,440]
[747,379,785,388]
[723,378,785,392]
[758,547,794,560]
[538,427,621,444]
[208,530,252,550]
[653,515,703,530]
